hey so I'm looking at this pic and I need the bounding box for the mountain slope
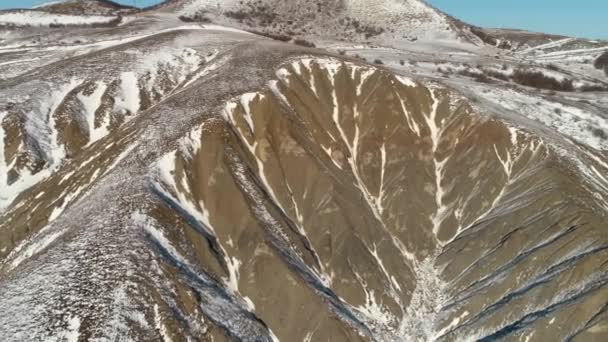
[0,1,607,341]
[35,0,136,16]
[162,0,478,43]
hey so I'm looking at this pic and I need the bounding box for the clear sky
[1,0,606,40]
[427,0,608,39]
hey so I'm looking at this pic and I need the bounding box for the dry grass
[590,127,607,140]
[594,52,608,77]
[457,68,492,83]
[482,69,509,81]
[341,17,385,39]
[512,69,574,91]
[293,39,315,48]
[178,14,211,23]
[247,30,292,42]
[594,52,608,70]
[470,26,512,49]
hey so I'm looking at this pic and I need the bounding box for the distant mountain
[158,0,482,43]
[36,0,136,16]
[0,1,607,341]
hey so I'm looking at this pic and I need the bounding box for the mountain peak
[166,0,465,42]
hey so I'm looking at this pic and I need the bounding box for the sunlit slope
[0,28,219,212]
[0,38,606,340]
[168,0,470,43]
[143,58,608,341]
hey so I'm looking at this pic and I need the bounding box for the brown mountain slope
[1,38,607,339]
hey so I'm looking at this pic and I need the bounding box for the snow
[133,211,185,266]
[60,316,81,342]
[0,79,82,211]
[48,82,81,163]
[395,75,417,88]
[153,304,173,342]
[268,80,289,107]
[224,95,283,208]
[277,57,423,272]
[103,143,138,177]
[239,92,259,133]
[182,50,221,88]
[9,228,67,270]
[154,137,216,240]
[77,82,108,144]
[200,24,254,36]
[528,67,568,82]
[517,38,576,55]
[475,86,608,151]
[396,90,421,136]
[114,72,140,115]
[225,256,242,294]
[153,124,260,313]
[138,47,202,89]
[376,143,387,215]
[434,311,469,338]
[0,11,118,27]
[345,0,456,41]
[0,58,40,67]
[32,1,65,9]
[0,6,606,340]
[0,111,9,195]
[424,88,451,240]
[351,254,449,342]
[178,0,455,41]
[91,25,203,50]
[367,243,401,292]
[179,0,240,16]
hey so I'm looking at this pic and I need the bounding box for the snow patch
[59,316,81,342]
[114,72,140,115]
[9,229,67,270]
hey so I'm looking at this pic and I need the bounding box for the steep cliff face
[144,58,608,341]
[1,1,607,342]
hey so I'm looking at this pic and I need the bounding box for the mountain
[0,0,133,29]
[35,0,137,16]
[0,0,607,341]
[161,0,481,43]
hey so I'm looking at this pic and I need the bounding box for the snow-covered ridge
[346,0,452,38]
[32,0,137,16]
[177,0,461,43]
[0,10,118,27]
[0,46,210,212]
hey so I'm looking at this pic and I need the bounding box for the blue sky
[428,0,608,39]
[1,0,606,39]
